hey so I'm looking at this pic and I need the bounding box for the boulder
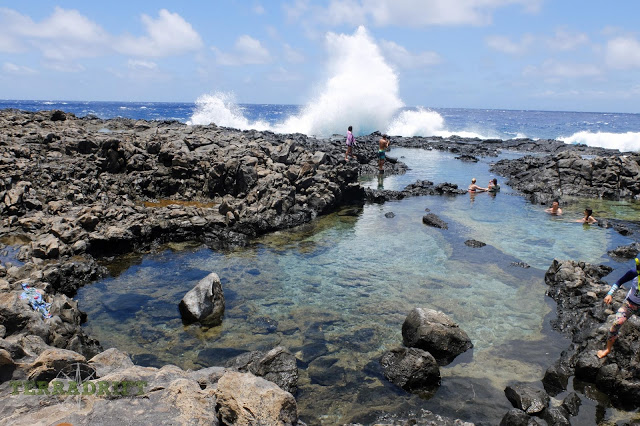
[27,347,89,382]
[542,361,572,395]
[561,392,581,417]
[178,272,225,326]
[504,384,550,415]
[402,308,473,364]
[499,408,532,426]
[31,234,62,259]
[574,351,602,382]
[379,347,440,396]
[89,348,135,378]
[215,371,298,426]
[225,346,298,394]
[542,406,570,426]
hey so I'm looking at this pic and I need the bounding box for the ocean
[2,98,640,152]
[4,98,640,424]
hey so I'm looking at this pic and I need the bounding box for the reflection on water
[77,148,636,425]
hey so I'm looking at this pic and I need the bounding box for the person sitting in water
[487,178,500,192]
[598,259,640,358]
[545,200,563,215]
[576,208,597,224]
[468,178,488,192]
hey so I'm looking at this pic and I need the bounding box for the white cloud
[268,66,302,82]
[213,35,271,65]
[2,62,37,74]
[128,59,158,70]
[283,0,311,21]
[253,4,266,15]
[0,7,202,61]
[380,40,441,68]
[0,7,108,60]
[605,37,640,70]
[485,34,534,54]
[44,62,86,73]
[116,9,203,57]
[283,44,305,63]
[523,59,602,79]
[292,0,542,27]
[546,29,588,51]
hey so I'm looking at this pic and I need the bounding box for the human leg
[598,300,639,358]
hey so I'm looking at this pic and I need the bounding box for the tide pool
[76,148,635,425]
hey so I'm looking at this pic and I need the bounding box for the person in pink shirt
[345,126,355,161]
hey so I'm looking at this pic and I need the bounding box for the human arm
[605,269,637,302]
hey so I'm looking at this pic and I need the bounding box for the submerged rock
[178,272,225,326]
[380,346,440,397]
[225,346,299,394]
[464,239,486,248]
[422,213,448,230]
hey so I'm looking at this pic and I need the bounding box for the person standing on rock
[378,134,390,173]
[598,259,640,358]
[345,126,356,161]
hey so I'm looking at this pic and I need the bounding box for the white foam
[560,131,640,152]
[187,26,502,140]
[188,27,403,136]
[187,92,270,130]
[386,107,445,137]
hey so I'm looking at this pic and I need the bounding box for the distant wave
[560,131,640,152]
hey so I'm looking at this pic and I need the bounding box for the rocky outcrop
[543,259,640,410]
[365,180,466,203]
[178,272,225,326]
[491,151,640,203]
[0,346,303,425]
[401,308,473,365]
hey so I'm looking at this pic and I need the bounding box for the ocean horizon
[2,98,640,152]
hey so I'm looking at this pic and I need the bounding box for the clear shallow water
[76,148,637,425]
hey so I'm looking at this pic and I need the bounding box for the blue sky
[1,1,639,113]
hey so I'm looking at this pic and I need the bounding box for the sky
[1,1,639,113]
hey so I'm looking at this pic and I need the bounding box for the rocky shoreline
[1,108,640,424]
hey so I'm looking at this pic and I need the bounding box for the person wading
[378,134,390,173]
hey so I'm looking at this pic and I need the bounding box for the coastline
[1,108,640,424]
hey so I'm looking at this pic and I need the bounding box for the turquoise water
[76,148,636,425]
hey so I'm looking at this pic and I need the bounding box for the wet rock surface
[379,346,441,397]
[542,259,640,410]
[490,150,640,204]
[401,307,473,365]
[2,109,640,423]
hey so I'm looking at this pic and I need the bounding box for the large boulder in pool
[380,346,440,397]
[178,272,225,326]
[402,308,473,365]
